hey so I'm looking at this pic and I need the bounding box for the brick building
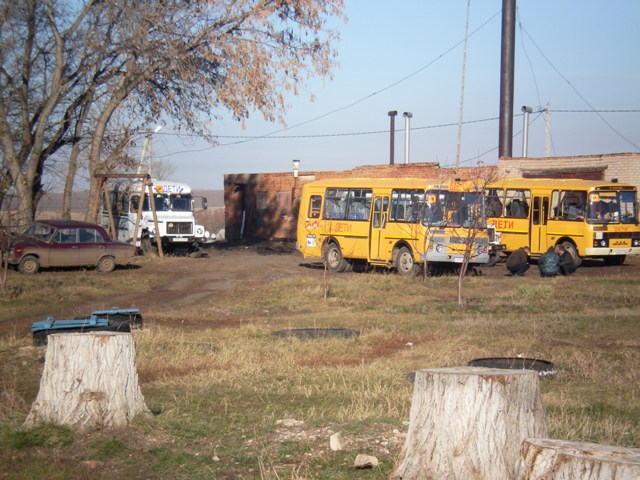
[223,153,640,241]
[499,153,640,184]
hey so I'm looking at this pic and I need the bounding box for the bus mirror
[202,198,208,210]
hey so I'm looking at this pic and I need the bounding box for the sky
[148,0,640,190]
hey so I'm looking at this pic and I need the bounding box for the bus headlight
[594,239,608,247]
[436,244,445,253]
[476,245,487,255]
[633,239,640,247]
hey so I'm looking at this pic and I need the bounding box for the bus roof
[302,177,434,189]
[489,177,636,191]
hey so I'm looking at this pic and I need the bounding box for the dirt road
[5,241,639,338]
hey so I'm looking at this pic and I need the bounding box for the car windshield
[24,223,55,242]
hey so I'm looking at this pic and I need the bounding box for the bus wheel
[603,255,625,266]
[561,241,582,267]
[323,243,348,272]
[395,247,419,276]
[486,253,500,267]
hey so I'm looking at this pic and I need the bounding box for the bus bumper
[583,247,640,257]
[421,251,491,265]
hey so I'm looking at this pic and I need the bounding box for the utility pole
[456,0,471,168]
[545,103,552,157]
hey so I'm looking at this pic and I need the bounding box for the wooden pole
[390,367,548,480]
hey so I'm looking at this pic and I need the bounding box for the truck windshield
[131,193,193,212]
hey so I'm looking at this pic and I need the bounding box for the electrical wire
[518,23,640,151]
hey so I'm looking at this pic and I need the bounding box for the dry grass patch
[0,257,639,479]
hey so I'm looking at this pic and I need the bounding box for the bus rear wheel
[395,246,419,276]
[323,243,348,272]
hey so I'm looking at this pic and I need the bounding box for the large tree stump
[390,367,548,480]
[24,332,151,431]
[521,438,640,480]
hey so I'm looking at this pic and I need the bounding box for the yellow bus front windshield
[424,190,485,228]
[587,190,637,224]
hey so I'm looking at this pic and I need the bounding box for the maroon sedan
[8,219,135,274]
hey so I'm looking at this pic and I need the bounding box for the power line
[518,23,640,151]
[213,9,503,148]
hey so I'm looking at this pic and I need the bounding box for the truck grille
[167,222,193,235]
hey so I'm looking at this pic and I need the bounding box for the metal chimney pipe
[498,0,516,158]
[388,110,398,165]
[403,112,413,164]
[521,105,532,157]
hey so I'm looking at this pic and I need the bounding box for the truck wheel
[18,256,40,274]
[395,246,419,276]
[96,256,116,273]
[323,243,348,272]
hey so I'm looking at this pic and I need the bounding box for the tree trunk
[23,332,151,431]
[521,438,640,480]
[390,367,548,480]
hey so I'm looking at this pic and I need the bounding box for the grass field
[0,254,639,479]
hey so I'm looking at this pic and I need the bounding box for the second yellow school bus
[485,177,640,264]
[296,177,493,274]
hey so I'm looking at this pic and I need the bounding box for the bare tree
[0,0,345,225]
[454,166,501,306]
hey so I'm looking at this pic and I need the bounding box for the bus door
[369,196,389,261]
[530,196,549,252]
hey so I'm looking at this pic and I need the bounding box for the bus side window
[485,189,504,217]
[309,195,322,219]
[550,191,560,219]
[505,189,530,218]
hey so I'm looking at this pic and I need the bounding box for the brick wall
[498,153,640,188]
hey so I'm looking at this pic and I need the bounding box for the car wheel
[96,256,116,273]
[395,246,419,276]
[18,256,40,274]
[323,243,348,272]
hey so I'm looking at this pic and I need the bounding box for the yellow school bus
[295,177,492,274]
[486,178,640,264]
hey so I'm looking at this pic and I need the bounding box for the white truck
[100,179,213,254]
